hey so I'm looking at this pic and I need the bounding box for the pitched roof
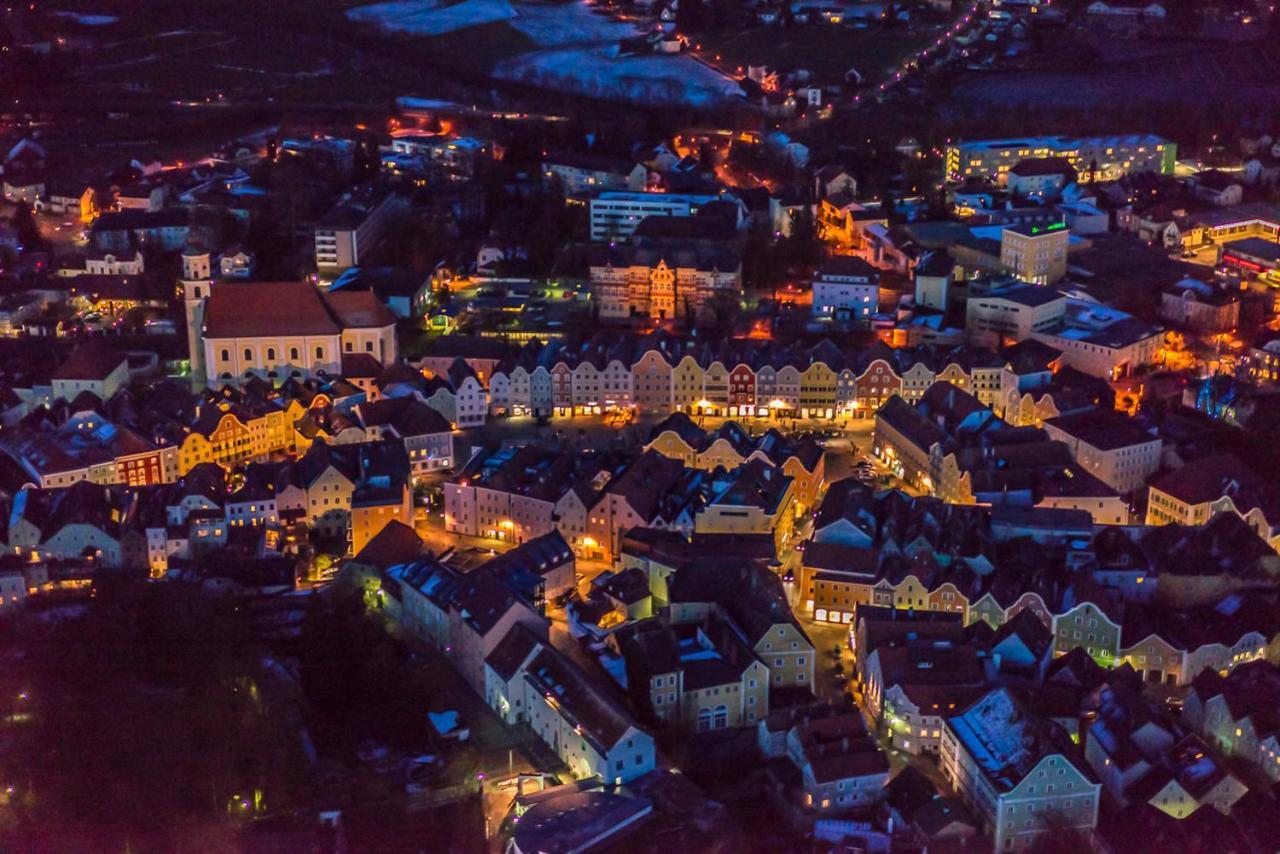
[350,519,422,569]
[52,340,127,382]
[204,281,340,338]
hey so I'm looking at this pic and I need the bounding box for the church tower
[181,245,213,390]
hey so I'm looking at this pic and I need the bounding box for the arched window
[290,347,299,361]
[220,349,230,362]
[243,348,252,362]
[697,707,712,733]
[714,705,728,729]
[315,346,324,360]
[266,348,276,361]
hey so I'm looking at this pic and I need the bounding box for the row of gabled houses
[3,434,415,573]
[849,570,1280,850]
[413,329,1115,425]
[443,444,808,563]
[802,479,1280,689]
[0,363,455,490]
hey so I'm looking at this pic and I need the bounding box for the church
[182,248,396,389]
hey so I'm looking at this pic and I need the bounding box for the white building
[190,279,397,387]
[542,153,647,194]
[1043,410,1162,494]
[485,629,657,783]
[966,283,1067,345]
[941,688,1100,851]
[946,135,1175,184]
[313,186,407,276]
[588,191,741,242]
[1032,300,1163,380]
[812,255,880,324]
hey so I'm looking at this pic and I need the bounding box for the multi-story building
[1043,409,1162,495]
[1183,660,1280,785]
[811,255,880,325]
[189,280,397,387]
[940,688,1101,851]
[587,191,740,241]
[622,616,772,732]
[589,241,742,323]
[1000,222,1069,285]
[946,135,1175,184]
[966,283,1067,345]
[1031,300,1163,381]
[1145,454,1280,549]
[313,185,407,277]
[542,153,647,194]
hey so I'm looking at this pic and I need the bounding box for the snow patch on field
[348,0,637,45]
[347,0,516,37]
[352,0,740,107]
[496,46,742,106]
[51,11,119,25]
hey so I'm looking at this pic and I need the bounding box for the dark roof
[1044,409,1158,451]
[204,281,339,338]
[1147,454,1274,508]
[51,340,127,382]
[203,282,395,339]
[484,623,545,682]
[816,255,880,280]
[350,519,422,569]
[523,645,639,753]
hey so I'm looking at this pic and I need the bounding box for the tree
[10,202,40,251]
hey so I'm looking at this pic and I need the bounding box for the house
[51,341,130,403]
[91,209,190,252]
[520,643,657,783]
[811,255,880,325]
[385,553,549,695]
[7,481,138,569]
[1190,171,1243,207]
[1006,157,1077,199]
[1158,278,1241,333]
[1183,660,1280,784]
[542,152,647,194]
[356,396,455,480]
[785,714,890,814]
[667,560,816,695]
[940,688,1101,851]
[1043,409,1161,494]
[621,615,772,732]
[84,249,145,277]
[1145,454,1280,549]
[482,624,656,783]
[864,639,988,756]
[219,247,255,280]
[1085,1,1167,20]
[2,175,45,206]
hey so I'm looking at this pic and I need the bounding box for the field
[695,24,938,87]
[947,39,1280,116]
[349,0,745,106]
